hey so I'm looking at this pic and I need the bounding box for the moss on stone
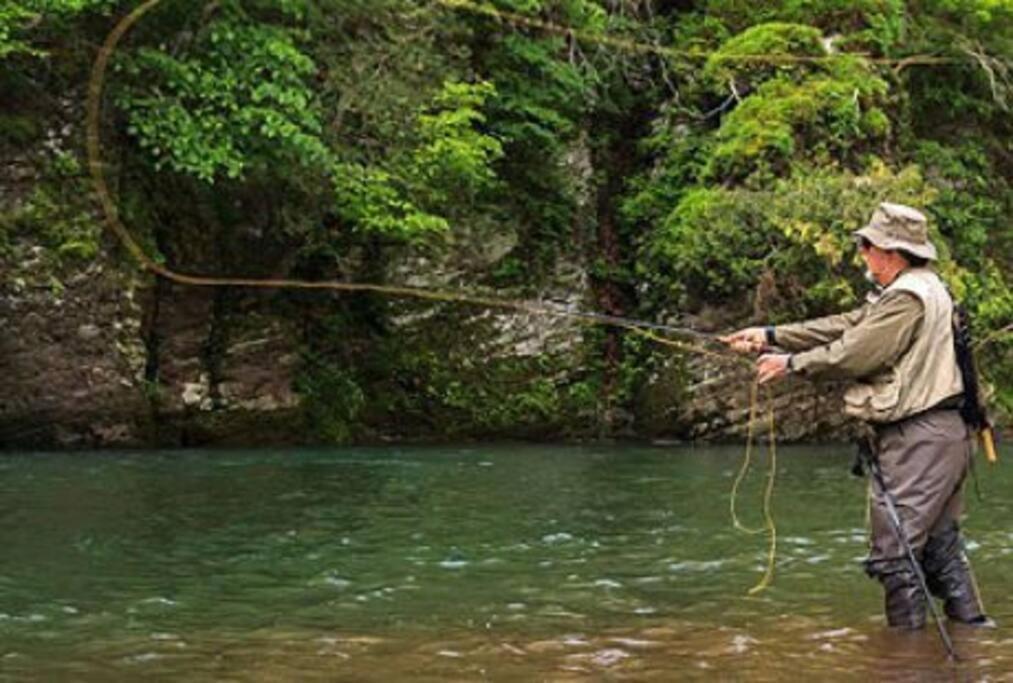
[702,22,825,90]
[2,151,103,279]
[704,57,889,183]
[0,114,41,148]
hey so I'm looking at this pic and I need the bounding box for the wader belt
[871,395,964,435]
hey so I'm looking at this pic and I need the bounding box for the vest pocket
[844,369,902,422]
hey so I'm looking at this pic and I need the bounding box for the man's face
[858,237,892,286]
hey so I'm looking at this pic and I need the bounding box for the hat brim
[854,225,938,261]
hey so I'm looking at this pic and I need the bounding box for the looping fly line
[85,0,752,359]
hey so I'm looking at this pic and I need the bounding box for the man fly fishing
[721,202,993,632]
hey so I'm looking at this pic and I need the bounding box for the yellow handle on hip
[981,427,999,464]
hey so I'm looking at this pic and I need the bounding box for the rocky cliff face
[0,254,858,448]
[0,256,148,447]
[0,234,308,449]
[0,109,858,450]
[140,283,304,446]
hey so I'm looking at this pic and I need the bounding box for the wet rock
[91,423,132,445]
[639,354,857,441]
[526,639,571,654]
[608,637,661,649]
[77,324,101,341]
[181,381,209,409]
[0,250,151,448]
[566,647,632,667]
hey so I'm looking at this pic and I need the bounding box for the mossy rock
[0,114,41,148]
[705,58,889,183]
[703,22,826,91]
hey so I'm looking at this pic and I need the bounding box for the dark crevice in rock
[143,276,165,385]
[201,286,232,409]
[588,106,648,433]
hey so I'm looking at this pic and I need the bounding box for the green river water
[1,444,1011,681]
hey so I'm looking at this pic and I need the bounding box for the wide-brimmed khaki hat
[854,202,938,260]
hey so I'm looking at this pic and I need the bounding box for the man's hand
[756,353,790,384]
[719,327,768,354]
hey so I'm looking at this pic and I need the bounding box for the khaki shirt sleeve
[772,306,869,352]
[790,291,924,380]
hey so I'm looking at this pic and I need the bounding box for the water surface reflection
[1,444,1009,680]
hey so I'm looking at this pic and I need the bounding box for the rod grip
[980,428,999,464]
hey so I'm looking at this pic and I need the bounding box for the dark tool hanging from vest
[857,439,959,661]
[953,304,999,463]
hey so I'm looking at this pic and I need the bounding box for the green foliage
[392,347,572,434]
[915,141,1006,267]
[779,0,906,52]
[644,186,769,302]
[0,0,117,59]
[471,10,597,267]
[922,0,1013,32]
[493,0,607,31]
[118,17,328,183]
[0,2,38,59]
[358,313,601,437]
[1,184,102,264]
[0,113,41,147]
[704,54,889,183]
[447,373,563,431]
[701,0,783,33]
[1,145,102,267]
[640,162,938,317]
[295,352,365,444]
[702,22,825,88]
[621,125,713,230]
[331,163,450,239]
[703,0,906,52]
[487,34,586,147]
[412,81,504,204]
[489,254,528,285]
[332,80,503,239]
[903,0,1012,121]
[632,13,916,322]
[910,141,1012,398]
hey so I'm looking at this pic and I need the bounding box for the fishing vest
[843,268,964,424]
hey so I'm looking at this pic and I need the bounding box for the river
[1,444,1010,681]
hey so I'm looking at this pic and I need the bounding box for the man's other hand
[756,353,790,384]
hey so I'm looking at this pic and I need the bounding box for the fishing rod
[858,439,959,661]
[521,305,718,341]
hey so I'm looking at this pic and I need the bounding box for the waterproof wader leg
[867,560,927,630]
[863,411,974,630]
[923,520,990,625]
